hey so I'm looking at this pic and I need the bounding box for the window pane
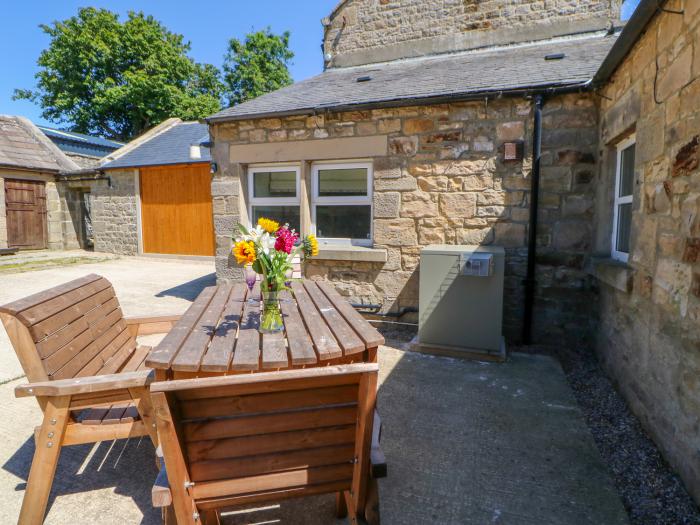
[252,206,300,233]
[253,171,296,198]
[316,205,371,240]
[318,168,368,197]
[619,144,635,197]
[616,202,632,254]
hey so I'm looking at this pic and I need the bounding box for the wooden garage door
[5,179,47,250]
[140,164,215,256]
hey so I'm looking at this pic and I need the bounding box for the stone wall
[594,0,700,503]
[92,169,139,255]
[210,93,599,345]
[323,0,622,67]
[0,176,6,249]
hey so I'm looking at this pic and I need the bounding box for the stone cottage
[206,0,700,503]
[0,116,80,251]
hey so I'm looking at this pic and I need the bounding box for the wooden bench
[150,363,386,524]
[0,274,181,525]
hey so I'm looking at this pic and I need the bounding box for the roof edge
[206,79,594,124]
[100,118,181,167]
[592,0,663,84]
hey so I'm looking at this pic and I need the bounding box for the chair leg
[336,491,348,518]
[18,395,70,525]
[162,505,177,525]
[129,386,159,447]
[364,477,380,525]
[200,509,220,525]
[343,491,359,525]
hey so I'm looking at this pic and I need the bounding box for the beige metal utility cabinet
[418,245,506,361]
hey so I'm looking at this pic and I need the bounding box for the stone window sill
[588,257,634,293]
[315,245,388,263]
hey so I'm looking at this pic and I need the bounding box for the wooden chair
[150,363,387,525]
[0,274,181,525]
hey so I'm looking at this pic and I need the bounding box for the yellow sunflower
[257,217,280,234]
[233,240,256,265]
[303,234,319,257]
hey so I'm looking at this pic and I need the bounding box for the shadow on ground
[3,436,159,524]
[156,273,216,301]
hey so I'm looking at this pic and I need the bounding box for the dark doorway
[5,179,47,250]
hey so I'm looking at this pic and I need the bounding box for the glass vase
[260,289,284,334]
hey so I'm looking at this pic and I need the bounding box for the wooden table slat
[232,302,261,371]
[302,281,365,355]
[315,281,385,348]
[290,282,342,360]
[229,283,248,303]
[279,296,317,365]
[171,285,233,372]
[262,332,288,369]
[146,286,217,368]
[200,296,246,372]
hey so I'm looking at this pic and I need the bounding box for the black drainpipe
[522,94,544,345]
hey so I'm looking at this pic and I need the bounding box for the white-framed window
[611,136,635,262]
[311,161,373,246]
[248,165,301,232]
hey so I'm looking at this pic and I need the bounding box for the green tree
[15,8,224,141]
[223,28,294,107]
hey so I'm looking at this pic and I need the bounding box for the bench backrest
[0,274,136,382]
[150,363,378,512]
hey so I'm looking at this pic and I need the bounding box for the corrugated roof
[209,31,618,122]
[0,116,79,172]
[101,122,211,169]
[37,126,124,149]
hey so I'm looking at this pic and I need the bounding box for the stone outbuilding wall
[323,0,622,67]
[209,92,599,345]
[91,169,139,255]
[593,0,700,503]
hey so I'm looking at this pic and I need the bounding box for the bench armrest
[370,410,387,479]
[125,315,181,337]
[15,369,154,398]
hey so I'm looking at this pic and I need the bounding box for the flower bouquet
[232,217,318,333]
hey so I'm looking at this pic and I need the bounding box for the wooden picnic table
[145,280,385,380]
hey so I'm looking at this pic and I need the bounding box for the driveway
[0,254,215,382]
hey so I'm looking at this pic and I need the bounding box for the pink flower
[275,227,298,254]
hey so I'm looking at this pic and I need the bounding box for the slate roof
[0,116,79,172]
[38,126,123,158]
[101,122,211,169]
[38,127,123,149]
[208,31,618,122]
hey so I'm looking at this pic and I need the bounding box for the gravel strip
[549,344,700,525]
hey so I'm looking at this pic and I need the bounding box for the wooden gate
[5,179,47,250]
[139,164,215,256]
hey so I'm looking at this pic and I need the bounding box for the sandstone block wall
[92,170,139,255]
[595,0,700,503]
[323,0,622,67]
[210,93,599,345]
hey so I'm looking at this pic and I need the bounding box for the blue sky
[2,0,640,129]
[0,1,337,127]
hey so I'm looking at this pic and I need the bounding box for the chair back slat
[0,274,136,381]
[151,364,378,505]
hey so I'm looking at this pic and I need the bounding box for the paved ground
[0,255,629,524]
[0,252,215,383]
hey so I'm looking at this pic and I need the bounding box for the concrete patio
[0,256,629,524]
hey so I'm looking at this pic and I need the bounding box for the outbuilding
[99,119,215,257]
